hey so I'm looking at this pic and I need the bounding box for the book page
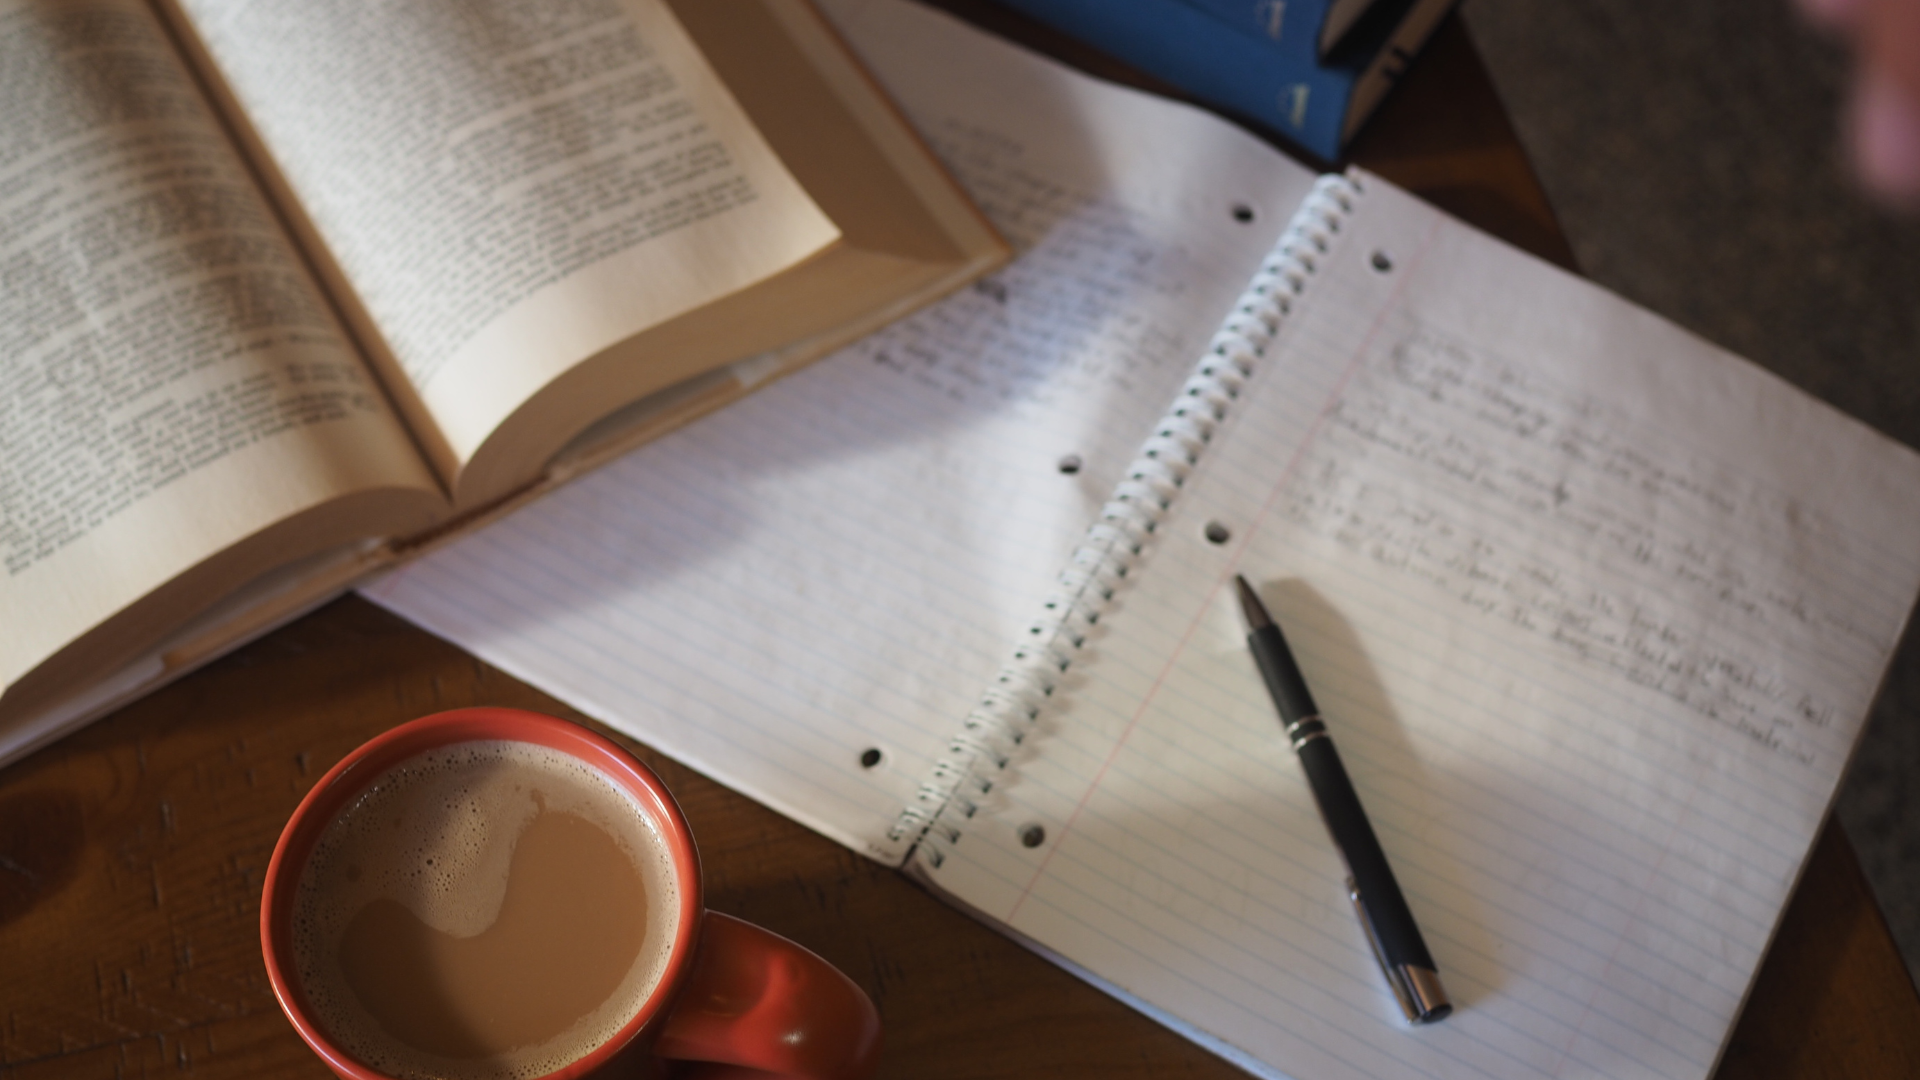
[922,175,1920,1079]
[364,0,1318,861]
[0,0,440,699]
[168,0,841,476]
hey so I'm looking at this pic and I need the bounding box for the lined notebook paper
[908,173,1920,1079]
[366,3,1920,1079]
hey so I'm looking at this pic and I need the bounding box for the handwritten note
[846,120,1205,418]
[1277,321,1881,767]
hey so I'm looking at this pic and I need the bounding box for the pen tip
[1234,575,1272,630]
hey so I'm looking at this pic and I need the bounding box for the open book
[368,2,1920,1078]
[0,0,1006,760]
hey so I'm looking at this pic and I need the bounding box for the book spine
[896,174,1364,865]
[1340,0,1458,146]
[989,0,1356,159]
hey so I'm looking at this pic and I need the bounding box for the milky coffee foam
[291,740,679,1080]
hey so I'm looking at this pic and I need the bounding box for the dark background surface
[1460,0,1920,985]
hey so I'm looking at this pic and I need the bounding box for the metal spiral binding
[898,175,1362,867]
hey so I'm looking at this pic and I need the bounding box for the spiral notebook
[365,2,1920,1078]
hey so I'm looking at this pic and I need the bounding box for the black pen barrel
[1238,584,1447,1022]
[1293,735,1436,973]
[1246,624,1318,724]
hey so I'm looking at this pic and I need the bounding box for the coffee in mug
[291,740,678,1078]
[261,708,882,1080]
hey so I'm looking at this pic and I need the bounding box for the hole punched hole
[859,747,883,769]
[1019,823,1047,848]
[1371,250,1393,273]
[1231,203,1256,224]
[1057,453,1083,475]
[1204,520,1232,545]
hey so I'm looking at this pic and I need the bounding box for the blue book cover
[989,0,1454,160]
[1174,0,1323,47]
[1178,0,1381,55]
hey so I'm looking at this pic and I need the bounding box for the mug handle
[652,912,881,1079]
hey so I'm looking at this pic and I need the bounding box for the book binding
[893,173,1364,864]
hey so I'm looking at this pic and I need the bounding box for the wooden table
[4,9,1918,1079]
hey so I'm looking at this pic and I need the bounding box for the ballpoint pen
[1234,575,1452,1024]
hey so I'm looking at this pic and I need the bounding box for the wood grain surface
[4,10,1917,1079]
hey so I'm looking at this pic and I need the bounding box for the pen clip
[1347,877,1451,1024]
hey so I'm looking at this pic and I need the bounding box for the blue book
[1173,0,1314,46]
[1177,0,1385,56]
[990,0,1457,160]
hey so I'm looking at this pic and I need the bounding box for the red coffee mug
[261,707,881,1080]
